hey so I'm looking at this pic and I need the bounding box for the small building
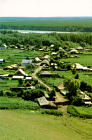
[70,49,78,54]
[76,46,83,50]
[15,69,28,76]
[25,76,32,80]
[72,63,92,71]
[56,85,67,96]
[4,64,18,70]
[51,52,57,56]
[35,57,41,62]
[37,96,49,107]
[40,60,50,66]
[39,71,60,78]
[21,59,32,67]
[44,55,50,60]
[0,44,8,49]
[0,59,5,64]
[24,81,31,87]
[12,76,24,80]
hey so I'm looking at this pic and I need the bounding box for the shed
[39,71,60,77]
[21,59,32,67]
[70,49,78,54]
[0,59,5,64]
[37,96,49,107]
[0,44,8,49]
[15,69,28,76]
[40,60,50,66]
[12,76,24,80]
[44,55,50,60]
[35,57,41,62]
[76,46,83,50]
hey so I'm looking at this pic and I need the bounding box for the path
[32,66,52,91]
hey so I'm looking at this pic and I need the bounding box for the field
[0,17,92,32]
[0,110,92,140]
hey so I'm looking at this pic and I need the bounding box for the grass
[0,110,91,140]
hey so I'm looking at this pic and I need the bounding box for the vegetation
[41,109,63,116]
[0,97,39,110]
[68,105,92,118]
[0,17,92,32]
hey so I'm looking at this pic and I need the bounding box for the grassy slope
[0,110,92,140]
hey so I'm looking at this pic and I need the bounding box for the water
[14,30,74,34]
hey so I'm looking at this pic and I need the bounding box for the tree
[64,79,80,97]
[18,79,23,86]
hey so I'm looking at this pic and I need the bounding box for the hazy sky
[0,0,92,17]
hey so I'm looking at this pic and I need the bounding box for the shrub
[41,109,63,116]
[67,105,92,118]
[0,97,39,110]
[75,74,79,79]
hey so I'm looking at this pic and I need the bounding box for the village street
[32,65,68,111]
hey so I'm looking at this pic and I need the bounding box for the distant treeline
[0,17,92,32]
[0,30,92,48]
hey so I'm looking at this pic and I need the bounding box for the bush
[22,89,44,101]
[67,105,92,118]
[0,97,40,110]
[41,109,63,116]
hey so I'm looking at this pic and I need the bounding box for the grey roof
[21,60,32,64]
[38,96,49,106]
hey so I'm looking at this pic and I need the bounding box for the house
[40,60,50,66]
[44,55,50,60]
[21,59,32,67]
[76,46,83,50]
[35,57,41,62]
[51,52,57,56]
[12,76,24,80]
[56,85,67,96]
[37,96,49,107]
[80,92,92,106]
[15,69,28,76]
[25,76,32,80]
[72,63,92,71]
[39,71,60,78]
[0,44,8,49]
[4,64,18,70]
[70,49,78,54]
[0,59,5,64]
[24,81,31,87]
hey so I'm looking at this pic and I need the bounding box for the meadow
[0,110,92,140]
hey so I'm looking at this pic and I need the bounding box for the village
[0,41,92,113]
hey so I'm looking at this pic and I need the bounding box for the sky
[0,0,92,17]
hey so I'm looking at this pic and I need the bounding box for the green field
[0,110,91,140]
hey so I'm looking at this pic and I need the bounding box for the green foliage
[49,90,56,100]
[64,79,80,96]
[0,17,92,32]
[75,74,79,79]
[41,109,63,116]
[0,97,39,110]
[67,105,92,118]
[22,89,44,101]
[18,79,23,86]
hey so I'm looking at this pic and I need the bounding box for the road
[32,66,52,91]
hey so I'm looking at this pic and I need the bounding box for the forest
[0,17,92,32]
